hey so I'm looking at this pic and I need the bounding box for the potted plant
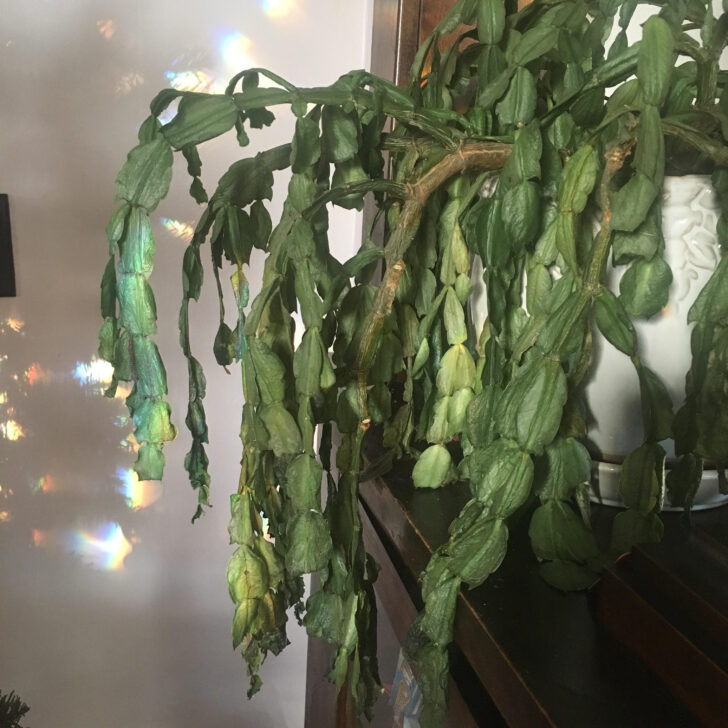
[99,0,728,724]
[0,690,30,728]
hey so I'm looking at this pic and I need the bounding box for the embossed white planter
[470,176,728,509]
[585,175,728,509]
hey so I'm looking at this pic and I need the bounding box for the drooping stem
[553,140,635,356]
[332,140,513,713]
[661,120,728,167]
[354,140,511,377]
[586,140,637,289]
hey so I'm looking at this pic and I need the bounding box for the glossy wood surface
[359,447,714,727]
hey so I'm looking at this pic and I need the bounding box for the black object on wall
[0,194,16,297]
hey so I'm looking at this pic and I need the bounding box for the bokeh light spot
[25,363,50,387]
[96,19,116,40]
[160,217,195,243]
[165,69,216,94]
[116,468,162,511]
[68,523,134,571]
[115,72,144,96]
[32,475,56,494]
[220,33,254,71]
[1,419,25,441]
[261,0,295,19]
[73,357,114,388]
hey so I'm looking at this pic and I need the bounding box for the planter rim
[663,173,713,183]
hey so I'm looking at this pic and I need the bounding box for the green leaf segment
[100,1,728,724]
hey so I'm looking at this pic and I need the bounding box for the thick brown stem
[353,140,511,419]
[553,140,635,355]
[357,142,511,360]
[384,141,512,266]
[335,666,356,728]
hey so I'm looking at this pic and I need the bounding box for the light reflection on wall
[1,419,25,441]
[220,33,254,71]
[96,19,116,40]
[32,523,134,571]
[165,69,217,94]
[0,484,12,523]
[0,311,152,571]
[115,72,144,96]
[72,356,114,391]
[32,475,57,494]
[116,467,163,510]
[160,217,194,243]
[25,362,50,386]
[261,0,296,19]
[118,424,135,449]
[4,317,24,333]
[114,381,133,401]
[70,523,134,570]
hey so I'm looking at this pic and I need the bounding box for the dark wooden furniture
[370,0,456,85]
[359,460,728,727]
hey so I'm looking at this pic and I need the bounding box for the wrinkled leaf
[612,203,662,263]
[443,287,467,345]
[286,454,323,512]
[688,255,728,325]
[496,67,537,125]
[465,386,500,448]
[117,274,157,336]
[619,442,665,513]
[285,511,332,576]
[293,328,324,397]
[135,442,165,481]
[133,398,177,444]
[213,323,237,366]
[496,358,567,454]
[163,93,238,149]
[249,339,286,404]
[558,145,597,215]
[413,444,452,489]
[291,114,321,173]
[637,363,673,442]
[594,288,636,355]
[666,454,702,511]
[611,173,659,233]
[503,180,540,250]
[260,403,302,457]
[449,515,508,587]
[436,344,476,396]
[321,106,359,164]
[529,500,600,563]
[115,137,173,212]
[537,437,591,502]
[468,438,533,517]
[619,255,672,318]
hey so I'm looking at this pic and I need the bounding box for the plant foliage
[0,690,30,728]
[100,0,728,724]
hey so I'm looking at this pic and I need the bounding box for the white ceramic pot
[470,176,728,510]
[585,175,728,510]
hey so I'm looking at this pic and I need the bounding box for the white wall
[0,1,371,726]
